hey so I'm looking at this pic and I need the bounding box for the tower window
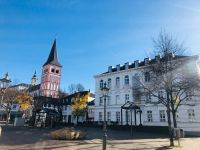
[51,68,55,73]
[56,70,59,74]
[44,69,48,74]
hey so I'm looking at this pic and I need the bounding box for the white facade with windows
[94,55,200,132]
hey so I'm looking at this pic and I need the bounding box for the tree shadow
[155,146,173,150]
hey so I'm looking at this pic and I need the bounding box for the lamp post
[101,82,109,150]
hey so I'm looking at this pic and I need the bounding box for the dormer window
[134,60,139,68]
[155,55,160,61]
[108,66,112,73]
[144,58,149,65]
[116,64,120,71]
[125,62,129,70]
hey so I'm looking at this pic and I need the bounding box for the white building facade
[94,55,200,132]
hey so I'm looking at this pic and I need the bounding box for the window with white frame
[99,97,103,106]
[158,90,164,99]
[100,80,104,89]
[144,72,150,82]
[88,108,93,114]
[107,112,111,122]
[116,112,120,122]
[116,95,120,104]
[125,94,129,103]
[145,92,151,102]
[99,112,103,121]
[107,96,111,105]
[159,110,166,122]
[147,111,153,122]
[188,109,195,122]
[108,78,111,88]
[124,75,129,85]
[116,77,120,88]
[186,90,193,101]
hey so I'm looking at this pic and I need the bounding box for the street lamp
[101,82,109,150]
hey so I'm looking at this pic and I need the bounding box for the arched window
[124,75,129,85]
[108,78,111,88]
[100,80,104,89]
[116,77,120,87]
[144,72,150,82]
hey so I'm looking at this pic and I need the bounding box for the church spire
[43,39,62,67]
[31,71,37,86]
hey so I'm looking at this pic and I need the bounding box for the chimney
[116,64,120,71]
[134,60,139,68]
[108,66,112,73]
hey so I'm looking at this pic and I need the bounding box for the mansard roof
[101,55,198,75]
[43,39,62,67]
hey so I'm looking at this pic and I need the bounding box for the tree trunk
[6,110,11,125]
[171,106,177,128]
[170,93,177,128]
[167,92,174,146]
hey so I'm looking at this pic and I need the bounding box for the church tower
[31,71,37,86]
[40,39,62,98]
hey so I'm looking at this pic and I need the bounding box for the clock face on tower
[40,39,62,98]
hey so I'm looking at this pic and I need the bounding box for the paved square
[0,126,200,150]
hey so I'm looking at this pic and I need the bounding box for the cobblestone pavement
[0,126,200,150]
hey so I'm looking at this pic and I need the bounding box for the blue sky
[0,0,200,93]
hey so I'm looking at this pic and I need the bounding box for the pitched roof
[10,83,30,88]
[43,39,62,67]
[61,91,90,105]
[28,84,41,92]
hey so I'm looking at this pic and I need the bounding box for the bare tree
[76,83,85,92]
[133,31,200,146]
[68,83,85,94]
[68,84,77,94]
[0,89,21,124]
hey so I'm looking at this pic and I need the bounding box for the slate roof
[0,78,11,83]
[43,39,62,67]
[102,55,198,75]
[28,84,41,92]
[10,83,30,88]
[61,91,91,105]
[88,100,95,106]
